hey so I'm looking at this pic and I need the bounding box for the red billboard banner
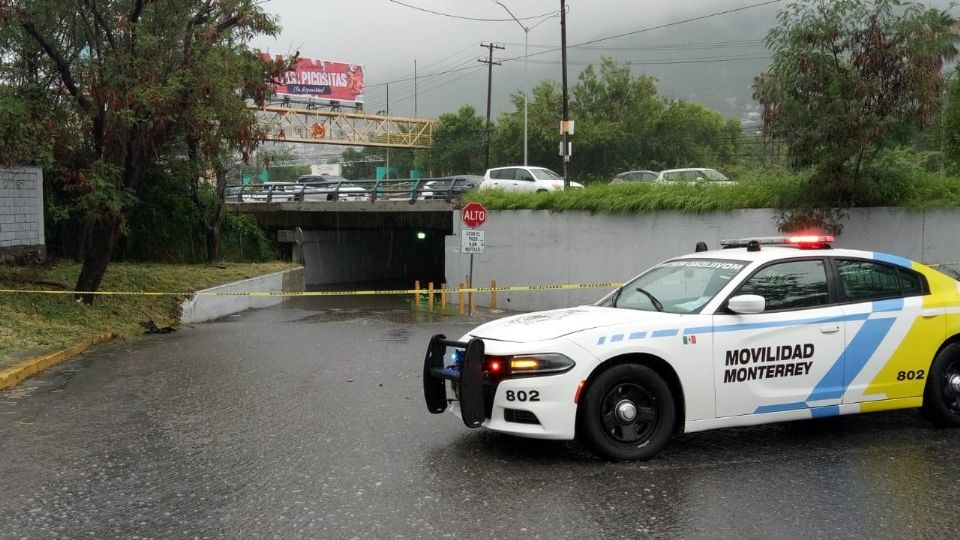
[267,55,365,104]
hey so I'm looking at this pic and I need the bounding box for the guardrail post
[458,282,464,315]
[414,280,420,311]
[440,282,447,313]
[491,279,497,310]
[427,281,434,311]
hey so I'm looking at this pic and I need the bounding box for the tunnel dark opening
[299,227,448,289]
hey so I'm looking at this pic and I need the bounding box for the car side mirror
[727,295,765,314]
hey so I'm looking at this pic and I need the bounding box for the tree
[180,40,287,263]
[492,58,742,182]
[942,65,960,171]
[649,100,743,169]
[429,105,486,175]
[754,0,958,208]
[568,59,661,179]
[492,80,564,173]
[0,1,282,302]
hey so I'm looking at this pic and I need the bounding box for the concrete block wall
[445,208,960,312]
[0,167,45,251]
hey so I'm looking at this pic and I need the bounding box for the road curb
[0,333,115,391]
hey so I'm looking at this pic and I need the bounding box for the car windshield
[530,168,562,180]
[600,258,749,314]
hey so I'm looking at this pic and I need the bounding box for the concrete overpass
[230,199,457,287]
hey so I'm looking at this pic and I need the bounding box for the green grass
[465,171,960,213]
[0,261,296,364]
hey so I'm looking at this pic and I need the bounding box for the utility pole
[479,42,504,170]
[414,59,418,117]
[560,0,570,189]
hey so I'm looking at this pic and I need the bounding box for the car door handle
[820,324,840,334]
[921,309,941,319]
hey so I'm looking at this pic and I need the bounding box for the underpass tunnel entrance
[298,223,450,289]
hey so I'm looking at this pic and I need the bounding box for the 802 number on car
[505,390,540,402]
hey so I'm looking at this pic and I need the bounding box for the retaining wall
[0,166,45,260]
[444,208,960,312]
[180,267,305,324]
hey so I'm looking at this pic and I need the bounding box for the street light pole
[495,1,529,166]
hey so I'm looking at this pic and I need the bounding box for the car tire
[920,342,960,427]
[576,364,675,461]
[536,189,548,193]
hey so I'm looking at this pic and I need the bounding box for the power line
[500,0,784,65]
[511,38,767,51]
[368,0,782,89]
[386,0,557,23]
[526,54,771,66]
[365,49,480,101]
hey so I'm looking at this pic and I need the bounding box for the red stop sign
[461,202,487,228]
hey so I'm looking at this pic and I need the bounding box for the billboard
[267,54,364,104]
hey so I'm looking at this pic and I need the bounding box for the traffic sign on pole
[461,202,487,228]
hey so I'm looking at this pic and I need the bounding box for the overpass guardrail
[225,177,479,204]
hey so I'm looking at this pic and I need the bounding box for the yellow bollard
[458,282,465,316]
[440,283,447,313]
[469,279,476,315]
[491,279,497,310]
[414,280,420,311]
[467,276,476,315]
[427,282,434,311]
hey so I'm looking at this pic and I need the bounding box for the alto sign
[461,202,487,228]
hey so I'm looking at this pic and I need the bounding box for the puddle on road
[282,281,515,326]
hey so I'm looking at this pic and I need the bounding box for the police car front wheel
[577,364,676,461]
[921,342,960,427]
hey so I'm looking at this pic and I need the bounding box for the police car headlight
[503,353,575,376]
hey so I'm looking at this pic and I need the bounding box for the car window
[490,169,510,180]
[607,258,749,314]
[703,169,730,182]
[515,169,534,181]
[836,259,925,301]
[736,260,829,311]
[640,172,657,181]
[530,168,562,180]
[661,171,682,182]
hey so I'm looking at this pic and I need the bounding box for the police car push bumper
[423,334,582,437]
[423,335,486,427]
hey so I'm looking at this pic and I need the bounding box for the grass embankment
[465,170,960,213]
[0,261,296,365]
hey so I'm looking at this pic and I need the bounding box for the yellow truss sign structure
[251,105,435,149]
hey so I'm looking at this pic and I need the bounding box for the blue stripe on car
[756,299,901,413]
[873,252,913,268]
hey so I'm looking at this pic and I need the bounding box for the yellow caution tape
[0,282,625,297]
[4,259,960,297]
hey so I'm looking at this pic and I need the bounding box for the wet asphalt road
[2,298,960,540]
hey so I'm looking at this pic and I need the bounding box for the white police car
[423,236,960,460]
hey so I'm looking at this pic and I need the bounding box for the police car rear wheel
[921,343,960,427]
[577,364,675,461]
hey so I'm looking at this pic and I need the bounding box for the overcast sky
[251,0,955,119]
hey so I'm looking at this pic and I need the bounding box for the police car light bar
[720,235,834,250]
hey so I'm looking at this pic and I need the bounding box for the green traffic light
[416,231,427,240]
